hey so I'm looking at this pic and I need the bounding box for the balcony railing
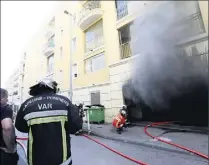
[183,12,205,37]
[85,35,104,53]
[198,52,208,65]
[171,12,205,42]
[120,42,132,59]
[116,1,128,20]
[79,0,101,22]
[43,39,55,52]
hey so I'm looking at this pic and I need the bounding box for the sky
[1,1,58,87]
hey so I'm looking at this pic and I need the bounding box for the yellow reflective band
[27,116,68,164]
[61,121,67,162]
[27,116,67,126]
[29,127,33,165]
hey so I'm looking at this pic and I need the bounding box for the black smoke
[124,1,208,126]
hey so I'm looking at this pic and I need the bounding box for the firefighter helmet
[122,105,127,110]
[120,110,127,116]
[29,78,59,96]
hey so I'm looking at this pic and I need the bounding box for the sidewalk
[15,125,208,157]
[82,123,208,156]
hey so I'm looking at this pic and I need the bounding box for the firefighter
[15,78,83,165]
[75,103,84,135]
[112,106,128,134]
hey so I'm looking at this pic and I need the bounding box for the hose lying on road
[17,137,28,141]
[17,140,27,157]
[144,121,209,160]
[17,121,208,164]
[82,134,148,165]
[17,135,148,165]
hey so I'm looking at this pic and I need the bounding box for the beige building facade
[7,1,208,122]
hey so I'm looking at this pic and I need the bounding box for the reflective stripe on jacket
[15,92,82,165]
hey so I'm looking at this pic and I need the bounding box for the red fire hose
[17,140,27,157]
[82,134,148,165]
[17,137,28,141]
[17,135,148,165]
[16,121,208,165]
[144,121,209,160]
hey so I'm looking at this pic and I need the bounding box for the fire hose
[144,121,209,160]
[82,134,148,165]
[16,135,148,165]
[16,121,208,165]
[17,140,27,157]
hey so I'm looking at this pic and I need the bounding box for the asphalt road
[17,135,208,165]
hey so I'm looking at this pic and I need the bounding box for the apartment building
[4,53,26,117]
[20,1,208,122]
[72,1,208,122]
[21,3,75,100]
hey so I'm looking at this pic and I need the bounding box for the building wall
[108,57,134,122]
[199,1,208,33]
[73,82,111,122]
[22,31,43,100]
[5,69,21,105]
[13,1,208,123]
[21,2,77,100]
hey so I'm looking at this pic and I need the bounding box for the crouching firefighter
[112,106,128,134]
[15,78,83,165]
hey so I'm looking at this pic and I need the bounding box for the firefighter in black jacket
[15,78,83,165]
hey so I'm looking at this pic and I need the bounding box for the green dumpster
[88,105,105,124]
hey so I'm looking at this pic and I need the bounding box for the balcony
[173,12,206,43]
[43,39,55,57]
[120,42,132,59]
[13,83,18,88]
[45,29,55,39]
[78,1,103,30]
[85,35,104,53]
[19,65,25,76]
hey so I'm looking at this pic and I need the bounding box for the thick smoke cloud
[127,1,208,112]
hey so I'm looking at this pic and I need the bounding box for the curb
[82,129,200,158]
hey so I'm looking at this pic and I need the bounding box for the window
[24,52,26,59]
[91,92,100,105]
[72,37,76,53]
[73,14,76,25]
[72,64,78,78]
[85,20,104,53]
[60,47,63,57]
[115,0,128,20]
[58,70,63,83]
[85,53,105,73]
[119,24,132,44]
[49,16,55,26]
[47,35,55,48]
[47,54,54,74]
[118,23,132,59]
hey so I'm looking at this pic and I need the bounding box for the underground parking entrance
[122,79,208,127]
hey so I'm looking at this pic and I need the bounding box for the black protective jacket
[0,104,13,148]
[15,92,83,165]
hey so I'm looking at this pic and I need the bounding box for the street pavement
[82,123,208,155]
[16,132,208,165]
[82,136,208,165]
